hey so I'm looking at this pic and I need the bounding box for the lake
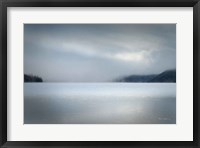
[24,83,176,124]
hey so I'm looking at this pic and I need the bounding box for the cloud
[24,24,176,82]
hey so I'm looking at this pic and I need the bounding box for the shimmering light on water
[24,83,176,124]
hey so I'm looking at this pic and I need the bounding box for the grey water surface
[24,83,176,124]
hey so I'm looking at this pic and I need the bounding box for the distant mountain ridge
[24,70,176,83]
[149,70,176,82]
[116,69,176,83]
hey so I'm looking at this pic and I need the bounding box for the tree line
[24,74,43,82]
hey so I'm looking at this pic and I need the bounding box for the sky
[24,24,176,82]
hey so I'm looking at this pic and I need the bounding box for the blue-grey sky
[24,24,176,82]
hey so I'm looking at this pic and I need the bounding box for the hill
[148,69,176,82]
[116,75,156,82]
[116,69,176,83]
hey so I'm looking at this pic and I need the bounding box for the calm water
[24,83,176,124]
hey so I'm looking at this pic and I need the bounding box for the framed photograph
[0,0,199,147]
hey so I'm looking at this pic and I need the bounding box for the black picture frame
[0,0,199,147]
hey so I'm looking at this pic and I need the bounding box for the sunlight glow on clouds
[114,52,145,62]
[24,24,176,82]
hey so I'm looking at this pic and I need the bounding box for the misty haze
[24,24,176,124]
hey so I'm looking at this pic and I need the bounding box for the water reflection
[24,83,176,124]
